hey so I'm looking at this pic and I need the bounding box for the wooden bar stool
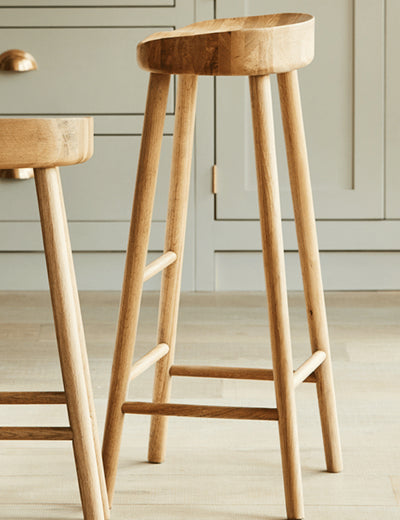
[102,14,343,519]
[0,118,109,520]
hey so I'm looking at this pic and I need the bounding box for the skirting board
[1,251,400,291]
[215,251,400,291]
[0,252,193,291]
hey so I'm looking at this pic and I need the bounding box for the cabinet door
[386,0,400,218]
[216,0,385,220]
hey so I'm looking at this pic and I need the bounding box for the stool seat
[0,118,93,169]
[137,13,314,76]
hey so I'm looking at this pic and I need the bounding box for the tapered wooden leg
[102,72,171,504]
[34,167,104,520]
[278,70,343,474]
[148,74,198,463]
[55,173,110,519]
[249,75,304,520]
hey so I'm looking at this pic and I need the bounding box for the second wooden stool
[0,118,109,520]
[102,14,343,520]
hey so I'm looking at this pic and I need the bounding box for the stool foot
[102,72,171,504]
[249,75,304,520]
[278,71,343,474]
[35,167,105,520]
[148,74,198,463]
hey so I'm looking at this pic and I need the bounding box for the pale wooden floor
[0,291,399,519]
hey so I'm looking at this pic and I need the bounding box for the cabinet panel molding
[215,0,384,220]
[0,136,172,222]
[385,0,400,218]
[216,251,400,291]
[0,28,174,115]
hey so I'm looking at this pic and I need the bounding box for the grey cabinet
[216,0,384,221]
[196,0,400,291]
[1,0,400,291]
[0,1,196,290]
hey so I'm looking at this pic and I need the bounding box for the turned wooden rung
[0,426,73,441]
[170,364,318,383]
[143,251,177,282]
[129,343,170,381]
[293,350,326,388]
[0,391,67,405]
[170,365,275,380]
[121,401,278,421]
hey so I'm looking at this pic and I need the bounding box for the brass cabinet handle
[0,49,38,72]
[0,50,37,179]
[0,168,34,180]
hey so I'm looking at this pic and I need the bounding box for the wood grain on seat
[0,118,93,169]
[137,14,314,76]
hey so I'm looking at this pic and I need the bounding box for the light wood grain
[0,427,73,441]
[0,118,93,169]
[278,70,343,474]
[143,251,177,283]
[102,72,171,505]
[0,391,66,405]
[129,343,169,381]
[249,74,303,520]
[293,351,326,388]
[35,167,104,520]
[55,169,110,518]
[148,74,198,463]
[122,402,278,421]
[170,365,275,380]
[170,365,317,383]
[137,14,314,76]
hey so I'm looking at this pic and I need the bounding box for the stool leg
[148,74,198,463]
[249,75,304,520]
[34,167,104,520]
[278,70,343,474]
[102,72,171,504]
[54,172,110,519]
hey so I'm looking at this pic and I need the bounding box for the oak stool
[0,118,109,520]
[102,14,343,519]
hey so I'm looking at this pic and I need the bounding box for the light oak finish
[278,71,343,474]
[0,427,73,441]
[170,365,317,383]
[122,402,279,421]
[54,165,110,519]
[102,72,171,504]
[293,351,326,389]
[0,118,106,519]
[143,251,177,283]
[34,167,104,520]
[137,14,314,76]
[249,74,303,519]
[148,74,198,464]
[0,118,93,169]
[0,391,66,405]
[171,365,275,381]
[104,15,341,520]
[129,343,170,381]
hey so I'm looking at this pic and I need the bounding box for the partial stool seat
[103,14,343,520]
[0,118,93,169]
[137,13,314,76]
[0,118,108,520]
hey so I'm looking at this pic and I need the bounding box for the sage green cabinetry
[0,1,196,290]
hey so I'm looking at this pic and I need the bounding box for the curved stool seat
[104,14,342,520]
[137,13,314,76]
[0,118,93,169]
[0,117,108,520]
